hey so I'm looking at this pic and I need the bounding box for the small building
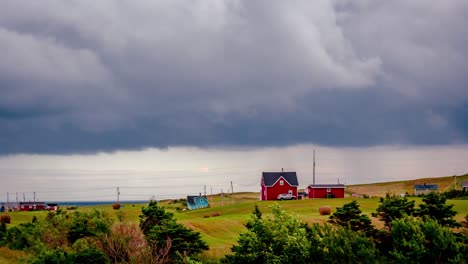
[414,184,438,195]
[47,203,59,211]
[307,184,345,198]
[186,195,209,210]
[461,180,468,192]
[19,201,46,211]
[261,171,299,200]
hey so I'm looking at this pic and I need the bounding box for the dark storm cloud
[0,0,467,154]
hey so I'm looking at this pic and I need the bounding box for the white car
[277,193,296,200]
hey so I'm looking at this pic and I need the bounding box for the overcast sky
[1,1,467,201]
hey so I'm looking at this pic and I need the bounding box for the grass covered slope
[347,174,468,197]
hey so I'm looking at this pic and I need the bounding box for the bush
[328,200,374,235]
[373,193,415,229]
[140,201,208,261]
[97,222,149,263]
[224,204,381,264]
[112,203,121,210]
[389,216,464,263]
[1,215,11,224]
[416,192,461,227]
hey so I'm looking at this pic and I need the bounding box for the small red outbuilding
[261,172,299,200]
[307,184,345,198]
[19,201,47,211]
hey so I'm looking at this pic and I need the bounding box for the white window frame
[327,188,331,192]
[280,180,284,186]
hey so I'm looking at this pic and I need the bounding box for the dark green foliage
[373,193,415,228]
[140,201,208,260]
[224,204,380,264]
[416,192,461,227]
[442,189,468,199]
[320,225,380,264]
[30,248,110,264]
[389,216,464,263]
[30,248,71,264]
[328,200,374,234]
[72,248,110,264]
[0,222,6,246]
[68,210,112,244]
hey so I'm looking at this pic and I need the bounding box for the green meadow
[2,192,468,260]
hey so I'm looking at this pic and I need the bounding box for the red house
[261,172,299,200]
[307,184,345,198]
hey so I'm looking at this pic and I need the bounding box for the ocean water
[51,200,149,207]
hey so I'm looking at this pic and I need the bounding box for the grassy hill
[346,174,468,197]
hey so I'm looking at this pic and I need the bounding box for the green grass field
[1,174,468,262]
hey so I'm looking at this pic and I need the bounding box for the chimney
[282,168,284,172]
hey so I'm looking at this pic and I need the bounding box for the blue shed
[187,195,209,210]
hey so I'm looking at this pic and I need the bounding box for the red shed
[19,201,47,211]
[307,184,345,198]
[261,172,299,200]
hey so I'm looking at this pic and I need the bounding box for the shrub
[112,203,121,210]
[416,192,461,227]
[389,216,464,263]
[140,201,208,260]
[1,215,11,224]
[72,248,110,264]
[97,222,149,263]
[224,204,381,264]
[328,200,374,235]
[373,193,415,229]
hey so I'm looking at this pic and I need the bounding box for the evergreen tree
[416,192,461,227]
[373,193,415,229]
[328,200,374,235]
[139,201,208,260]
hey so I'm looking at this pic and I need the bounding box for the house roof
[262,172,299,187]
[414,184,438,190]
[462,180,468,187]
[308,184,346,189]
[186,195,207,205]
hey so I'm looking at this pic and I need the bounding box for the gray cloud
[0,0,467,154]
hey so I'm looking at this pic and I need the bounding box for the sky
[1,1,467,201]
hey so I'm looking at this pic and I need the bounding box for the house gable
[262,172,299,187]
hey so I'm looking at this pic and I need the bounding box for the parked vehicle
[277,193,296,200]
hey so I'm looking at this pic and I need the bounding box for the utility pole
[210,186,213,206]
[454,175,457,190]
[231,181,234,204]
[117,187,120,204]
[33,192,36,202]
[16,192,18,209]
[7,192,10,211]
[204,185,206,196]
[313,149,316,185]
[221,189,224,207]
[23,192,26,202]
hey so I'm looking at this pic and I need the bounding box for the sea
[49,200,150,207]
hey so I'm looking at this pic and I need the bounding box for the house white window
[280,180,284,186]
[327,188,331,192]
[288,190,293,194]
